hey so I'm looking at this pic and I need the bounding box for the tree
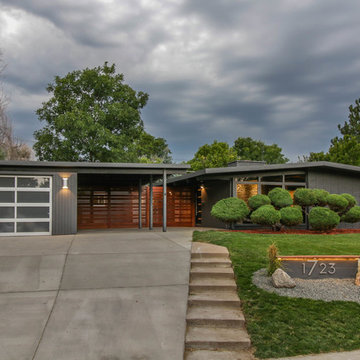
[0,53,31,160]
[233,137,288,164]
[135,132,172,164]
[307,99,360,165]
[33,62,171,163]
[188,140,237,170]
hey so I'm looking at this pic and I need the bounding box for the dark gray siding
[52,173,77,235]
[308,169,360,228]
[201,180,231,228]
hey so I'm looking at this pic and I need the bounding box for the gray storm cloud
[1,0,360,162]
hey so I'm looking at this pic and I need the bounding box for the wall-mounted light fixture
[62,177,69,189]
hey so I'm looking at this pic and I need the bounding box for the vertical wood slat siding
[52,173,77,235]
[77,185,195,229]
[77,186,147,229]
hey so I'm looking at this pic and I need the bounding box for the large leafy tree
[33,62,171,163]
[188,140,237,170]
[233,137,288,164]
[307,99,360,165]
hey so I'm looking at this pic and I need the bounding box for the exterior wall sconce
[62,177,69,189]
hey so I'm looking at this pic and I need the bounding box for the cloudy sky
[1,0,360,162]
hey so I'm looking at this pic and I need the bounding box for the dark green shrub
[250,205,281,227]
[312,189,329,206]
[211,197,249,227]
[268,188,293,208]
[326,194,349,212]
[341,193,357,208]
[341,206,360,223]
[280,206,303,227]
[248,194,271,210]
[293,188,317,207]
[308,207,340,231]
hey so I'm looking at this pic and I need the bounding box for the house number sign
[277,256,360,279]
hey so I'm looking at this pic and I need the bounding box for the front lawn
[193,231,360,359]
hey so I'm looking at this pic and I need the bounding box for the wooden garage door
[153,187,195,227]
[78,186,147,229]
[77,185,195,229]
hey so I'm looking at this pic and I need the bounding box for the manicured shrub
[293,188,317,207]
[326,194,349,212]
[312,189,329,206]
[250,205,281,227]
[248,194,271,210]
[211,197,249,227]
[280,206,303,227]
[308,207,340,231]
[341,193,357,208]
[268,188,293,208]
[341,206,360,223]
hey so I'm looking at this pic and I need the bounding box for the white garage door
[0,176,52,236]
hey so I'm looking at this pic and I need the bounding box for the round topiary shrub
[308,207,340,231]
[250,205,281,228]
[293,188,317,207]
[268,188,293,208]
[312,189,329,206]
[341,193,357,208]
[248,194,271,210]
[326,194,349,212]
[341,206,360,223]
[280,206,303,227]
[211,197,249,227]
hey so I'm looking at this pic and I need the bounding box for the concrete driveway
[0,228,193,360]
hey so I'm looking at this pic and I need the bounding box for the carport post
[162,169,167,232]
[149,175,153,230]
[138,178,142,229]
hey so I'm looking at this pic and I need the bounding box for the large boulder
[272,268,296,288]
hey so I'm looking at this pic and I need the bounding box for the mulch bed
[225,228,360,235]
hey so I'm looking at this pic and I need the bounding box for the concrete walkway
[0,228,194,360]
[267,350,360,360]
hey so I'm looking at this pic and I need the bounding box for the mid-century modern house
[1,159,360,236]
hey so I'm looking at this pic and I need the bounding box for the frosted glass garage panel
[17,191,50,203]
[17,222,50,233]
[0,222,14,233]
[0,175,52,235]
[17,207,50,219]
[0,177,15,187]
[0,207,15,218]
[17,177,50,188]
[0,191,15,203]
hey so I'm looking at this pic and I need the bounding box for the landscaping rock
[272,269,296,288]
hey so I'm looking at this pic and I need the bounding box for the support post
[138,178,142,229]
[149,175,153,230]
[231,177,237,197]
[163,169,167,232]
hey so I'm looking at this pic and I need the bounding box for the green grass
[193,231,360,359]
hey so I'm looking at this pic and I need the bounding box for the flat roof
[0,160,190,175]
[168,161,360,183]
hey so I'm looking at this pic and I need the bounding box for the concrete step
[187,305,245,326]
[192,242,230,260]
[191,257,232,268]
[185,349,254,360]
[191,252,229,259]
[185,326,251,351]
[189,278,237,292]
[190,267,234,279]
[188,291,241,307]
